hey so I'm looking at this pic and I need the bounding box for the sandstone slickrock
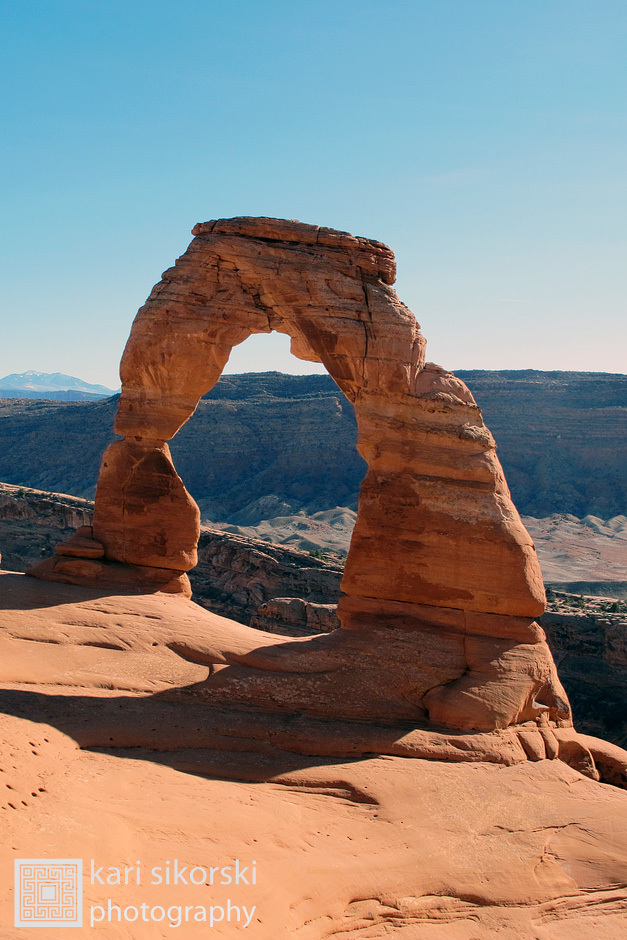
[1,570,627,938]
[0,571,622,777]
[28,217,573,734]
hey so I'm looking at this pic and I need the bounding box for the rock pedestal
[29,217,571,734]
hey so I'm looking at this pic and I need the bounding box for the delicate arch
[31,217,571,732]
[91,217,544,621]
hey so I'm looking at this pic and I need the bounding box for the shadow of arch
[0,685,605,784]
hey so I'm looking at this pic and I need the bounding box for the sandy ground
[1,571,627,938]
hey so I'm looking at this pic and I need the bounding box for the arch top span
[190,216,397,284]
[114,216,424,442]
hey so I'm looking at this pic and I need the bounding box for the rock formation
[5,218,627,935]
[27,218,576,737]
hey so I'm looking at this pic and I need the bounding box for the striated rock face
[0,482,92,532]
[250,597,341,636]
[192,526,343,622]
[0,482,93,571]
[541,607,627,748]
[30,217,567,733]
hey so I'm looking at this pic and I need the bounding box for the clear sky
[1,0,625,389]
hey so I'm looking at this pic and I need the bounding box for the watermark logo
[14,859,83,927]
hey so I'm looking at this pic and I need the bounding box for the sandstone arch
[31,217,571,733]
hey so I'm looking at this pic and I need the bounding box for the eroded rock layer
[30,217,566,732]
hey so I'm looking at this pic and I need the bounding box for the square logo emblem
[15,859,83,927]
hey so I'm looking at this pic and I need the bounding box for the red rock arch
[94,218,542,615]
[33,218,571,731]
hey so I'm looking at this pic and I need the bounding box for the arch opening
[167,329,366,545]
[221,330,327,377]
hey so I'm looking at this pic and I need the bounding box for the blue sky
[1,0,625,388]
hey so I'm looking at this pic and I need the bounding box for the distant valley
[0,369,624,522]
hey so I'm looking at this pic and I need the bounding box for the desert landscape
[1,217,626,937]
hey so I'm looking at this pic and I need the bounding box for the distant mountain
[0,371,116,401]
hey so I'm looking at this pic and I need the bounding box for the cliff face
[177,389,364,520]
[0,396,118,499]
[457,370,627,519]
[541,607,627,748]
[191,526,343,623]
[0,369,625,519]
[0,483,93,571]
